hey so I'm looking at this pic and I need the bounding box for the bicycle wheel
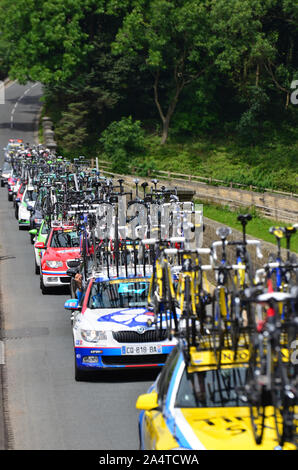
[211,288,225,368]
[271,354,297,447]
[246,365,266,445]
[246,335,267,445]
[229,293,243,359]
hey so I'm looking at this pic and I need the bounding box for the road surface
[0,81,156,450]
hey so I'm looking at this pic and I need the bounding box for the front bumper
[18,219,30,227]
[74,344,175,370]
[42,272,71,287]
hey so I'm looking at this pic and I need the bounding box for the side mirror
[64,299,81,311]
[136,392,159,411]
[35,241,45,249]
[66,268,79,277]
[29,228,37,235]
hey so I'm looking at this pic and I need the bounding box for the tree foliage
[0,0,297,149]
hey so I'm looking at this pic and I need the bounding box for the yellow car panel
[137,347,297,450]
[180,406,290,450]
[143,410,178,450]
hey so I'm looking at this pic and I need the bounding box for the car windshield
[50,230,80,248]
[88,278,150,309]
[175,367,247,408]
[24,190,38,202]
[3,162,12,171]
[41,222,48,235]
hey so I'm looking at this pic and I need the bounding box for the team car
[29,220,49,274]
[136,343,296,450]
[37,223,81,294]
[7,173,18,201]
[64,273,178,381]
[0,161,13,187]
[3,138,24,162]
[16,184,38,229]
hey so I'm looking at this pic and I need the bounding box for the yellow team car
[136,344,296,450]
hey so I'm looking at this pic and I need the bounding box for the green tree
[99,116,145,173]
[112,0,216,144]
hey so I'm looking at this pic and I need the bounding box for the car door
[143,347,180,450]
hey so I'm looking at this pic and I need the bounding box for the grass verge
[197,201,298,253]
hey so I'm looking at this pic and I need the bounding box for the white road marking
[10,83,39,129]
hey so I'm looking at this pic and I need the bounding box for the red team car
[36,222,81,294]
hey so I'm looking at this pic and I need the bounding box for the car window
[24,190,37,202]
[50,231,80,248]
[88,279,150,309]
[175,367,247,408]
[156,346,180,404]
[41,223,48,235]
[3,162,12,171]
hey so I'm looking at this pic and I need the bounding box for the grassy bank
[130,134,298,194]
[198,201,298,253]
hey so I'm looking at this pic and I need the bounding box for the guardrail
[95,159,297,198]
[95,159,298,223]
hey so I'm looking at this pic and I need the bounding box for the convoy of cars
[1,139,297,451]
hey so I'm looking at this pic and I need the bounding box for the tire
[74,356,87,382]
[1,180,4,188]
[211,288,225,368]
[8,192,12,201]
[40,275,49,294]
[35,260,40,275]
[247,340,267,445]
[250,401,266,445]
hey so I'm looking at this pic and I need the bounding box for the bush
[99,116,145,173]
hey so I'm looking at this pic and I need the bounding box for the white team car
[17,185,37,229]
[64,273,178,381]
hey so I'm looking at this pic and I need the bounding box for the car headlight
[81,330,107,342]
[46,260,63,268]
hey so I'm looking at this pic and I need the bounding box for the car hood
[173,406,291,450]
[43,247,81,261]
[79,307,156,331]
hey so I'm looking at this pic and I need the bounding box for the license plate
[122,345,163,355]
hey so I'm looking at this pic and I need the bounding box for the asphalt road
[0,81,156,450]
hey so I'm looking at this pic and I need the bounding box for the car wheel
[40,275,49,294]
[8,193,12,201]
[35,260,40,275]
[74,356,86,382]
[1,180,4,188]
